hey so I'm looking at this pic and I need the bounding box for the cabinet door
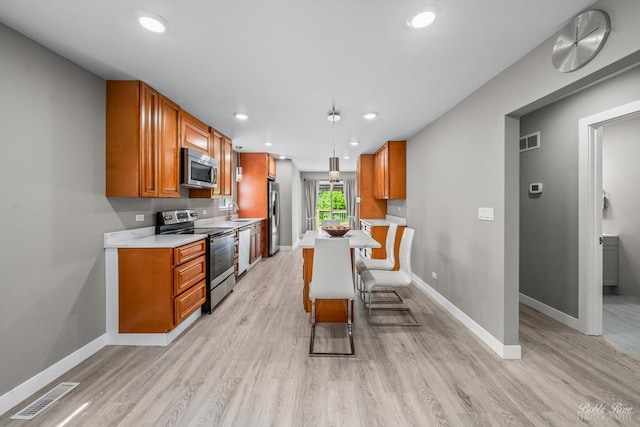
[180,111,211,154]
[139,83,159,197]
[222,137,233,197]
[173,255,207,295]
[211,131,223,197]
[158,95,181,197]
[174,280,207,325]
[267,154,276,180]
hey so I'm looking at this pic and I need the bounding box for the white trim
[0,334,107,416]
[111,309,201,346]
[578,100,640,335]
[412,274,521,359]
[519,293,579,329]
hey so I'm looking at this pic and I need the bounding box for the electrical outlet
[135,214,144,222]
[432,272,437,279]
[203,209,207,215]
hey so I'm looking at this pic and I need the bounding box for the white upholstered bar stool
[360,228,421,326]
[308,238,356,357]
[355,223,399,300]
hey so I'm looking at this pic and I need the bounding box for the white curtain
[304,179,318,230]
[344,178,356,228]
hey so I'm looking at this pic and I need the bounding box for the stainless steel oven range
[157,209,236,313]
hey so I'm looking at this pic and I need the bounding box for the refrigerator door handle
[274,191,280,227]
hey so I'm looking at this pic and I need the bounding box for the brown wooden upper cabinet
[106,81,180,198]
[189,130,233,199]
[180,111,211,155]
[268,154,277,180]
[373,141,406,199]
[237,153,275,258]
[356,154,387,225]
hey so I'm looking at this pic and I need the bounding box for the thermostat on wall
[529,183,543,194]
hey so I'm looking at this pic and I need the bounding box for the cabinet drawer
[175,280,206,325]
[174,255,206,295]
[174,239,206,265]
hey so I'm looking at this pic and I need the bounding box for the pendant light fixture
[235,148,243,182]
[328,106,340,182]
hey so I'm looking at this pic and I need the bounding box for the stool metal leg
[309,299,356,357]
[364,288,421,327]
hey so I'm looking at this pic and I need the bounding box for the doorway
[315,180,347,228]
[578,100,640,341]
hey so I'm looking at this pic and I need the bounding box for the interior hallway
[1,249,639,426]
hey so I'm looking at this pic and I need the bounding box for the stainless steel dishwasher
[238,226,251,275]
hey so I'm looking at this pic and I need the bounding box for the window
[316,180,347,228]
[219,198,232,210]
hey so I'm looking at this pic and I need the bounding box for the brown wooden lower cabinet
[118,239,207,333]
[302,248,354,323]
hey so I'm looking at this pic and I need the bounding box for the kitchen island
[299,229,380,322]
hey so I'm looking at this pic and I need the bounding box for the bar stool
[355,223,400,303]
[308,238,356,357]
[360,228,420,326]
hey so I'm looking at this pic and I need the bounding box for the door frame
[578,100,640,335]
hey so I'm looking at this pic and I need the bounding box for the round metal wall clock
[551,9,611,73]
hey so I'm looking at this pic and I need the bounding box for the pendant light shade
[236,151,243,182]
[329,157,340,182]
[328,106,340,182]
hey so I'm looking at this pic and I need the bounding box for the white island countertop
[299,229,381,249]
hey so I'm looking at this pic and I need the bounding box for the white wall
[519,66,640,316]
[407,0,640,345]
[603,115,640,297]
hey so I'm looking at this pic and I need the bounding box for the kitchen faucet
[227,202,239,221]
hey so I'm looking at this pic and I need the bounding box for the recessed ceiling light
[407,8,438,29]
[264,141,273,146]
[234,113,249,120]
[138,13,169,33]
[279,155,286,159]
[363,112,377,120]
[343,155,350,159]
[350,140,360,146]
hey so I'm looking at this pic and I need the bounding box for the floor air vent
[11,382,79,420]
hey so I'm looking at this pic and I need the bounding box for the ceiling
[0,0,596,172]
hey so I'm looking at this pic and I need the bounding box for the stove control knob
[164,215,173,220]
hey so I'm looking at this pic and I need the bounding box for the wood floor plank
[1,249,639,426]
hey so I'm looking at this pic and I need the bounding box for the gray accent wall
[520,66,640,317]
[603,115,640,298]
[407,0,640,345]
[0,23,226,397]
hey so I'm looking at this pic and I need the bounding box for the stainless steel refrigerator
[268,181,280,256]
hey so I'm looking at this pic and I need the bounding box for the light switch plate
[203,209,207,215]
[135,214,144,222]
[478,207,494,221]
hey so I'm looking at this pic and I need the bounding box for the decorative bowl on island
[322,225,351,237]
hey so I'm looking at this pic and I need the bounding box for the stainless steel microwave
[181,148,217,189]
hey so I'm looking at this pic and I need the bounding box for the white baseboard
[111,310,201,346]
[519,293,579,330]
[0,334,108,416]
[412,274,521,360]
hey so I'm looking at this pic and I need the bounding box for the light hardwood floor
[2,249,639,426]
[603,294,640,355]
